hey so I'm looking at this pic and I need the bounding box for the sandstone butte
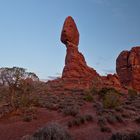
[116,46,140,91]
[46,16,140,93]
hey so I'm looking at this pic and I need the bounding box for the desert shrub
[62,105,79,116]
[67,121,74,128]
[22,115,33,122]
[98,116,111,132]
[84,86,99,102]
[102,89,121,109]
[106,115,117,124]
[98,116,107,126]
[121,112,130,118]
[84,114,94,121]
[68,114,93,128]
[19,95,32,108]
[115,107,124,112]
[22,107,37,122]
[110,131,140,140]
[72,118,81,126]
[12,90,38,109]
[0,86,9,103]
[98,116,108,132]
[21,135,31,140]
[100,124,111,133]
[135,117,140,124]
[0,81,38,110]
[24,123,73,140]
[94,102,104,115]
[31,96,40,107]
[103,93,120,108]
[0,67,39,108]
[99,87,119,97]
[128,89,138,98]
[84,92,94,102]
[88,86,99,95]
[45,102,58,110]
[115,114,123,123]
[91,87,99,94]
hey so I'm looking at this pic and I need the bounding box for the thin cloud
[47,76,58,80]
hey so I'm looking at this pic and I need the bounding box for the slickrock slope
[116,46,140,91]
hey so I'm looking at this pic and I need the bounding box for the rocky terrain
[0,16,140,140]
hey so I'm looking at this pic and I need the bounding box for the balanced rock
[116,46,140,91]
[61,16,99,79]
[61,16,79,46]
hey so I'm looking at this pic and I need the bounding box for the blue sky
[0,0,140,79]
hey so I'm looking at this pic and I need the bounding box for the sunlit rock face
[116,46,140,91]
[46,16,124,92]
[61,16,99,79]
[61,16,79,46]
[102,74,121,88]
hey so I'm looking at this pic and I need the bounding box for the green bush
[103,91,120,109]
[100,88,121,109]
[99,87,119,98]
[84,92,94,102]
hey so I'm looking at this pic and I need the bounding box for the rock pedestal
[61,16,99,79]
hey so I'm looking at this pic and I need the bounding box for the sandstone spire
[61,16,99,79]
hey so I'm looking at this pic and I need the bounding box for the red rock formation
[102,74,121,88]
[61,16,79,46]
[61,16,99,79]
[46,16,102,92]
[46,16,126,93]
[116,46,140,91]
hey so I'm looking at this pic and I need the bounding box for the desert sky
[0,0,140,79]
